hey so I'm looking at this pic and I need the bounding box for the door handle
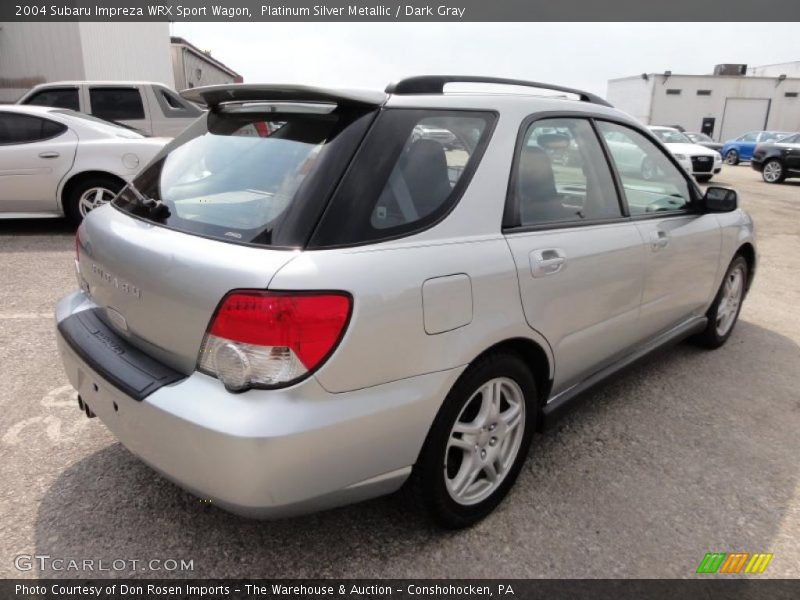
[650,230,670,251]
[530,249,567,277]
[38,151,60,159]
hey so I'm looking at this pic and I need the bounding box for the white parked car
[0,106,168,224]
[17,81,203,138]
[649,126,722,182]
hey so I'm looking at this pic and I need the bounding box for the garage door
[720,98,770,142]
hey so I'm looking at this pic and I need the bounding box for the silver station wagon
[56,76,756,528]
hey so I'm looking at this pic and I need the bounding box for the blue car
[721,131,795,165]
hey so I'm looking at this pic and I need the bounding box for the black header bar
[4,0,800,22]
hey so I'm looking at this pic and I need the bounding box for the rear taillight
[198,291,351,392]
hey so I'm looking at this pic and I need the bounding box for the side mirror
[701,186,738,212]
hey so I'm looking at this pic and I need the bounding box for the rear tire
[725,150,739,166]
[691,256,748,349]
[761,159,785,184]
[404,352,537,529]
[64,176,124,227]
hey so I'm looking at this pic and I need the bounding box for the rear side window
[24,88,80,111]
[89,87,145,121]
[0,112,67,144]
[310,109,495,247]
[114,105,376,248]
[508,118,621,227]
[154,87,202,118]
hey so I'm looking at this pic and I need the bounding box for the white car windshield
[651,129,692,144]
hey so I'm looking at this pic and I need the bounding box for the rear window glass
[114,106,375,247]
[310,109,495,247]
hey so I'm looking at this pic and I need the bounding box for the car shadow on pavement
[32,320,800,578]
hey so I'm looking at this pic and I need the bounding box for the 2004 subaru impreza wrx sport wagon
[56,76,756,528]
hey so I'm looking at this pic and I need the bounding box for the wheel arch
[468,337,553,406]
[59,170,127,214]
[736,242,756,295]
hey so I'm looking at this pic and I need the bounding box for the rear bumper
[750,157,766,171]
[55,291,463,518]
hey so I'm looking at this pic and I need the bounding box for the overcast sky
[171,22,798,96]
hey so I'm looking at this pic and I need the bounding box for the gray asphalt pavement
[1,166,798,579]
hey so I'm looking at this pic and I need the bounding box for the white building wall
[0,22,173,103]
[0,23,84,102]
[78,23,174,88]
[606,76,654,123]
[608,73,800,141]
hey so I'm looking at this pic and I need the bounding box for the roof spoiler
[180,84,386,109]
[385,75,612,107]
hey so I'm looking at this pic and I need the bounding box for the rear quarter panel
[269,236,550,393]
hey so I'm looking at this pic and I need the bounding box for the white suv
[55,77,756,528]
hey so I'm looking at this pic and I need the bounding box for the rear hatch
[77,208,296,373]
[76,87,381,374]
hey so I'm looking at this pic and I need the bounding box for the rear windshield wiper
[125,182,171,220]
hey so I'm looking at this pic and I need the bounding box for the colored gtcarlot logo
[696,552,773,574]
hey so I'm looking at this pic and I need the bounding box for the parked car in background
[750,132,800,184]
[0,106,168,224]
[56,77,755,528]
[17,81,202,137]
[720,131,795,165]
[649,126,722,182]
[686,132,723,152]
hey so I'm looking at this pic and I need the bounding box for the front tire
[405,352,537,529]
[725,149,739,165]
[695,175,712,183]
[761,159,785,184]
[691,256,748,349]
[64,176,124,226]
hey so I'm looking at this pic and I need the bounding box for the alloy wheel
[725,150,738,165]
[715,265,745,337]
[762,160,783,183]
[444,377,526,506]
[78,186,116,217]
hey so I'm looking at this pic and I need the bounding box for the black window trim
[307,106,499,250]
[502,111,702,236]
[0,110,69,146]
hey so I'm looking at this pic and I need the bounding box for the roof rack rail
[385,76,612,108]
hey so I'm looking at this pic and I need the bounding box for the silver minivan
[55,77,756,528]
